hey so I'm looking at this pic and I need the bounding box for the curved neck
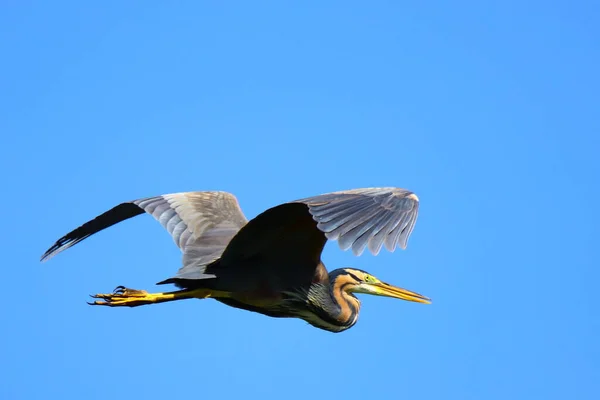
[303,269,361,332]
[329,272,361,327]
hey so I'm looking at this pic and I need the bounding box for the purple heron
[41,187,430,332]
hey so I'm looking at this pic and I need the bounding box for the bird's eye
[364,275,373,282]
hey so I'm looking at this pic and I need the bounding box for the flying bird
[41,187,430,332]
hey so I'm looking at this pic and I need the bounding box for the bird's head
[333,268,431,304]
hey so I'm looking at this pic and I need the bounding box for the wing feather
[41,191,248,279]
[292,187,419,256]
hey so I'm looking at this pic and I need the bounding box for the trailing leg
[88,285,230,307]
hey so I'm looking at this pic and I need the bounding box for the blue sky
[1,1,598,399]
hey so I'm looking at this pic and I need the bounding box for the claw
[113,286,125,295]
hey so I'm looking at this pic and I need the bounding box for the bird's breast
[296,310,355,333]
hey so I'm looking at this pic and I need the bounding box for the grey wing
[291,187,420,256]
[41,191,248,279]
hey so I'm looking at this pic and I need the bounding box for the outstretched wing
[218,187,419,291]
[41,191,248,278]
[214,187,419,293]
[292,187,419,256]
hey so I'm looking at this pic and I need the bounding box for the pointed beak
[369,282,431,304]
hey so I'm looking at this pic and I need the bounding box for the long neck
[329,273,361,327]
[304,270,361,332]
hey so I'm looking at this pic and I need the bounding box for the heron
[41,187,430,333]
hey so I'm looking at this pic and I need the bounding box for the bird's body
[42,187,430,333]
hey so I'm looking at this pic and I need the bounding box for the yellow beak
[369,282,431,304]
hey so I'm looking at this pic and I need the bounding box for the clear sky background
[1,2,598,399]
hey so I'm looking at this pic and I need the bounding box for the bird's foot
[88,286,165,307]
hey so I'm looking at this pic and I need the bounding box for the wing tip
[407,192,419,202]
[40,241,67,262]
[40,250,58,263]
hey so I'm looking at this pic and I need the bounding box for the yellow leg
[89,286,231,307]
